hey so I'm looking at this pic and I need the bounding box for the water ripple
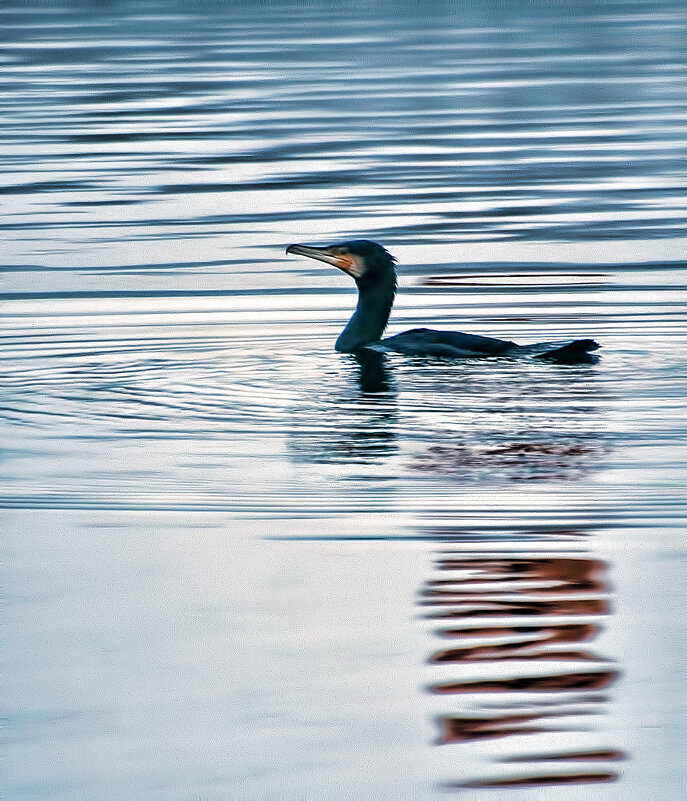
[2,2,686,799]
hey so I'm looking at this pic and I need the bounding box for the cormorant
[286,240,599,363]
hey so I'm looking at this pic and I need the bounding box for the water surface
[3,1,686,799]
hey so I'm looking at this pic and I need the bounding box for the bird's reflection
[422,537,625,789]
[354,348,392,395]
[286,351,622,789]
[289,353,607,481]
[287,351,398,465]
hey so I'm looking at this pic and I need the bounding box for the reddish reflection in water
[433,670,618,695]
[505,749,625,763]
[429,597,607,618]
[438,710,593,743]
[432,621,599,663]
[422,550,624,788]
[455,771,619,788]
[434,556,605,589]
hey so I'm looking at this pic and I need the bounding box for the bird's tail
[529,339,600,364]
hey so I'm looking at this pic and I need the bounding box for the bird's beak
[286,243,363,278]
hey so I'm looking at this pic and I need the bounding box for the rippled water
[3,1,686,799]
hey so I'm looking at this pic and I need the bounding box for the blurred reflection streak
[454,772,618,789]
[433,670,617,694]
[505,748,625,763]
[421,545,624,788]
[287,352,398,465]
[431,622,600,663]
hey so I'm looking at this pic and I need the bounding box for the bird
[286,240,600,363]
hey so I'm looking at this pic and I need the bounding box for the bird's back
[378,328,516,357]
[374,328,599,363]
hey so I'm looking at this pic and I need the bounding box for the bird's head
[286,240,396,287]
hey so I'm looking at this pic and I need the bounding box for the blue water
[2,1,686,799]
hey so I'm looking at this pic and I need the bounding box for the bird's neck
[335,275,396,353]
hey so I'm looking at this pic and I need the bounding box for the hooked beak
[286,243,363,278]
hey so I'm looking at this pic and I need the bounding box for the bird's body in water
[286,240,600,364]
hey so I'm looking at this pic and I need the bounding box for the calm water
[2,1,686,799]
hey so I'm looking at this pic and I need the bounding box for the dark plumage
[286,240,600,363]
